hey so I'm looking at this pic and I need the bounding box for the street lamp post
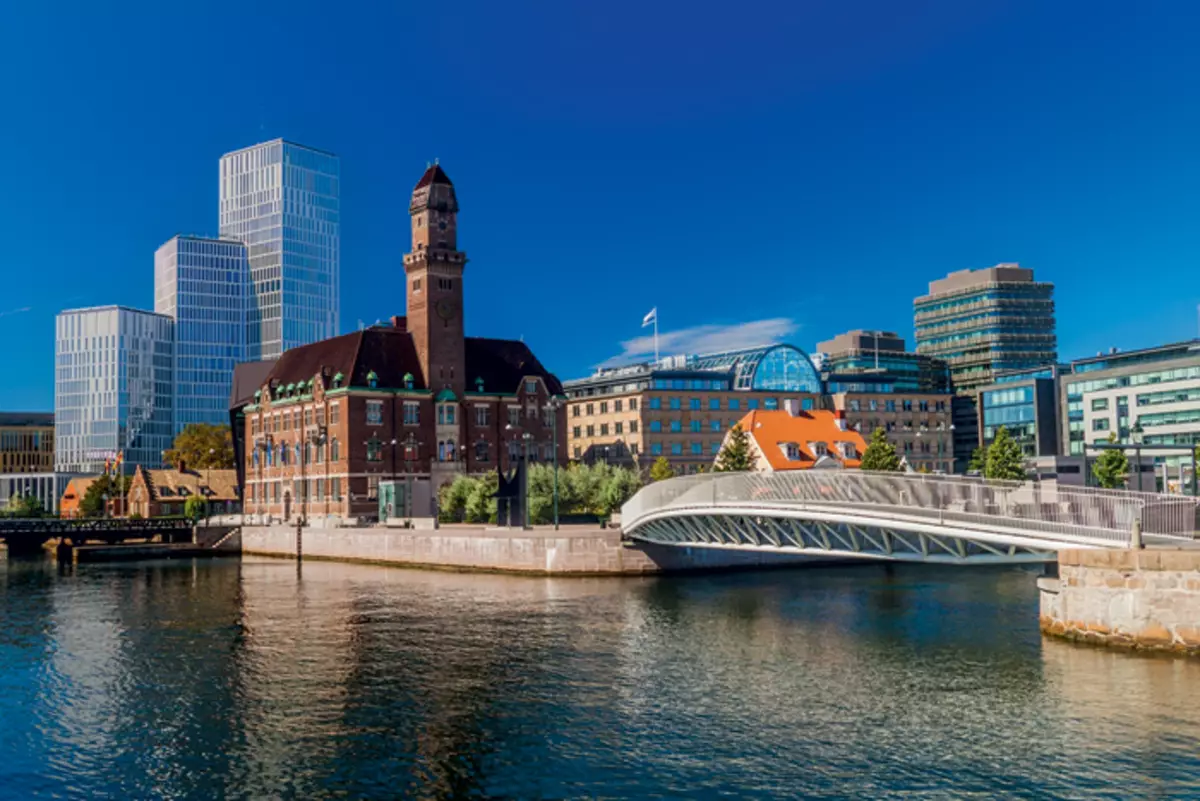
[544,398,562,530]
[1131,420,1145,492]
[522,432,532,529]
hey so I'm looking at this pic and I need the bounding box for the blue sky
[2,0,1199,411]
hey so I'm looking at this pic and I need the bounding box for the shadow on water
[3,555,1200,799]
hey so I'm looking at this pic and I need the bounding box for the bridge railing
[622,471,1199,545]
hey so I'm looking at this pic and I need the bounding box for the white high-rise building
[155,235,250,435]
[54,306,175,474]
[218,139,340,361]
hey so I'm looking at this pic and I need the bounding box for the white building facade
[155,235,249,434]
[54,306,175,474]
[218,139,340,361]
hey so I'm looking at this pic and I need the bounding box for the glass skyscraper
[55,306,175,473]
[218,139,340,360]
[155,235,249,435]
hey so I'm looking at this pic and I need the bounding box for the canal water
[2,557,1199,800]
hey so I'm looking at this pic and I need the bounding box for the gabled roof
[465,337,564,395]
[737,409,867,471]
[259,328,427,394]
[415,164,453,189]
[136,466,240,503]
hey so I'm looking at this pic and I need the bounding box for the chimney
[783,398,802,417]
[177,459,186,473]
[833,410,848,431]
[390,315,407,332]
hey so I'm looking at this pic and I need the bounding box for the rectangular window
[572,426,581,438]
[690,420,702,433]
[367,475,379,500]
[586,403,594,415]
[869,399,879,412]
[748,399,759,410]
[671,443,683,456]
[729,399,740,411]
[614,400,623,412]
[710,442,721,454]
[849,399,860,411]
[764,398,778,410]
[366,438,383,462]
[600,401,608,414]
[669,397,681,410]
[438,405,456,425]
[650,421,662,432]
[329,402,341,425]
[630,444,639,455]
[586,425,595,436]
[629,421,639,433]
[1091,397,1109,411]
[573,446,582,458]
[332,477,341,501]
[710,420,721,432]
[1092,418,1110,431]
[615,422,624,434]
[651,443,663,455]
[919,400,929,412]
[525,379,538,395]
[403,402,420,426]
[475,406,490,426]
[649,398,662,410]
[690,398,701,410]
[690,442,702,455]
[903,400,914,412]
[629,399,638,411]
[508,407,520,427]
[572,405,581,417]
[709,399,720,410]
[670,420,682,433]
[600,423,609,435]
[366,400,383,426]
[886,400,896,412]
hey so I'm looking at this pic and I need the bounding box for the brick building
[234,164,567,522]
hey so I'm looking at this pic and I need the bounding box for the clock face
[435,298,457,320]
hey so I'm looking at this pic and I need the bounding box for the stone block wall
[1040,549,1200,654]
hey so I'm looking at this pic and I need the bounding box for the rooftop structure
[816,329,951,393]
[731,405,866,471]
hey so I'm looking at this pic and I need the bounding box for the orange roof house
[60,476,99,518]
[723,402,867,471]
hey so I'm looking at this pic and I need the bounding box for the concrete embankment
[1040,548,1200,654]
[241,524,826,575]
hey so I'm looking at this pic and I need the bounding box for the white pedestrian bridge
[620,472,1200,564]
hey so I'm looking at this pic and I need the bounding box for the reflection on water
[2,557,1199,799]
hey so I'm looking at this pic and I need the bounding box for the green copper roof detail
[436,388,457,402]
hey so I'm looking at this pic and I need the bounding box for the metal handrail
[622,471,1199,545]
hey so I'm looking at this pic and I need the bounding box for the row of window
[573,398,640,416]
[846,398,947,413]
[574,421,640,438]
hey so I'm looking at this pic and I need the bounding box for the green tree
[163,423,235,470]
[967,446,986,474]
[7,493,44,518]
[438,474,475,522]
[598,466,642,518]
[464,471,499,524]
[648,456,675,483]
[714,424,753,472]
[984,426,1027,481]
[860,428,901,472]
[1093,434,1130,489]
[184,495,208,522]
[79,474,132,518]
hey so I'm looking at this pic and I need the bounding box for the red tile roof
[737,409,867,471]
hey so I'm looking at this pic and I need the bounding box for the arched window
[474,441,488,462]
[304,442,313,464]
[295,443,302,465]
[251,449,259,468]
[330,438,340,462]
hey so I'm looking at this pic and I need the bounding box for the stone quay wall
[240,525,824,576]
[1039,549,1200,654]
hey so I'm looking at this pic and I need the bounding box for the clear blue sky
[3,0,1199,411]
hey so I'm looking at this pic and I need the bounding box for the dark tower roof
[414,164,453,190]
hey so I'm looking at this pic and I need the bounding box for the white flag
[642,307,657,327]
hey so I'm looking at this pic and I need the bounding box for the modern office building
[219,139,340,361]
[54,306,175,474]
[914,264,1057,393]
[816,329,951,393]
[0,472,75,516]
[0,412,55,473]
[155,235,249,435]
[565,344,955,474]
[1060,340,1200,482]
[977,365,1064,459]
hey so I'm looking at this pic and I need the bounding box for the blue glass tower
[218,139,340,360]
[155,235,249,435]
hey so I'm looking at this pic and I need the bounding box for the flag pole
[654,312,659,364]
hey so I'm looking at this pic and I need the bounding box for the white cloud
[0,306,31,318]
[599,317,799,367]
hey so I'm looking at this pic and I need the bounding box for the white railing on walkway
[622,471,1199,546]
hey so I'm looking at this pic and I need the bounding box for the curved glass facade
[687,345,822,393]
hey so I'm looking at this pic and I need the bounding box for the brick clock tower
[404,164,467,397]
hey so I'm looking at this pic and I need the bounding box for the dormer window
[525,379,537,395]
[783,443,802,461]
[810,442,828,458]
[839,442,857,459]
